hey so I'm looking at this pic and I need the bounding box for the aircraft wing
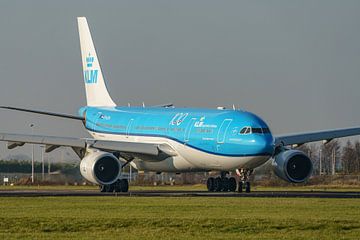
[275,127,360,146]
[0,133,175,161]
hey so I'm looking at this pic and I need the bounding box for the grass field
[0,196,359,239]
[1,184,360,192]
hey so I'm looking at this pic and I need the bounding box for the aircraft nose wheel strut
[236,169,253,193]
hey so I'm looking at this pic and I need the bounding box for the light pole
[332,148,336,175]
[319,148,322,175]
[61,147,64,162]
[48,157,51,177]
[40,145,45,181]
[129,164,132,182]
[30,124,35,183]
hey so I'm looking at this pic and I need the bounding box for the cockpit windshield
[252,128,262,134]
[239,127,270,135]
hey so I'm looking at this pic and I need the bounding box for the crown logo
[86,53,95,67]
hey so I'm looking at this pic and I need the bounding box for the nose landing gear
[236,169,253,193]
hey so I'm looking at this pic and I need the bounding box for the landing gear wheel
[207,177,215,192]
[105,184,114,193]
[222,177,229,192]
[214,177,222,192]
[114,180,122,192]
[120,179,129,192]
[228,177,237,192]
[245,182,251,193]
[238,181,243,193]
[236,168,253,193]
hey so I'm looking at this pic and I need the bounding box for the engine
[80,150,121,185]
[272,149,313,183]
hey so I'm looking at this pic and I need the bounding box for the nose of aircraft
[254,134,275,155]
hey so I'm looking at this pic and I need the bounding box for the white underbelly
[88,131,270,172]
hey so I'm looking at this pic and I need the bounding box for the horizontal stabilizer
[0,106,85,121]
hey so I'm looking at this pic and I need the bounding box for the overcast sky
[0,1,359,160]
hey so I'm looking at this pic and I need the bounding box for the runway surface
[0,190,359,198]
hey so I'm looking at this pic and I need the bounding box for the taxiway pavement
[0,190,359,198]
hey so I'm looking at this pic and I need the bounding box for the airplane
[1,17,360,193]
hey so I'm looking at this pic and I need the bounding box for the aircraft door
[217,119,232,144]
[92,112,103,131]
[126,119,134,137]
[184,118,196,143]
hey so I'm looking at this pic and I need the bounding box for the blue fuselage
[80,106,275,158]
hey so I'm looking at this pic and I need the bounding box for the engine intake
[272,149,313,183]
[80,150,120,185]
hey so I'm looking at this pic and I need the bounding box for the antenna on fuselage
[142,102,145,108]
[232,104,236,110]
[128,103,131,107]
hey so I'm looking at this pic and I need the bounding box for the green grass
[0,197,359,239]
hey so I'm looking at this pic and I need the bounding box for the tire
[114,180,122,192]
[238,181,243,193]
[222,178,229,192]
[214,177,222,192]
[245,182,251,193]
[120,179,129,192]
[105,184,114,193]
[228,177,237,192]
[206,177,215,192]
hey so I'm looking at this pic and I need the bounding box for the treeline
[342,141,360,174]
[297,140,360,175]
[0,160,79,175]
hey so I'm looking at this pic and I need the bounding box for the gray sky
[0,1,360,160]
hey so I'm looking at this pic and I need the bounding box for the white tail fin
[77,17,116,107]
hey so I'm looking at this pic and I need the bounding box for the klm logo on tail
[84,54,98,84]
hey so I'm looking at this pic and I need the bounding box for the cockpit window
[240,127,247,134]
[240,127,251,134]
[239,127,271,135]
[252,128,263,134]
[262,128,270,134]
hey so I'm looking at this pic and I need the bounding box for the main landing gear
[206,169,253,193]
[100,179,129,193]
[206,172,237,192]
[100,156,133,193]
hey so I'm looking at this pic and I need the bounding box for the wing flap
[91,140,160,156]
[0,133,174,161]
[0,133,86,148]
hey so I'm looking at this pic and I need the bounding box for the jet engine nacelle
[80,150,121,185]
[272,149,313,183]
